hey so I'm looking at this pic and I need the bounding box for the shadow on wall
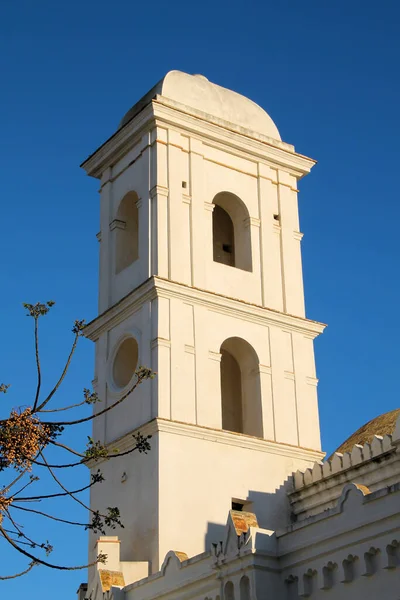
[247,480,293,531]
[205,522,227,553]
[204,478,293,551]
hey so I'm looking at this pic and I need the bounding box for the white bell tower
[82,71,325,575]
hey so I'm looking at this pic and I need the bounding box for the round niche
[112,337,139,389]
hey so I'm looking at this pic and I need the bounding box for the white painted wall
[83,71,324,580]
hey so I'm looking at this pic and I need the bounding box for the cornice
[84,278,157,340]
[81,103,154,178]
[92,418,324,464]
[84,277,326,341]
[81,98,316,180]
[152,101,316,178]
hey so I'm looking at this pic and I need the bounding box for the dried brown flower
[0,408,52,471]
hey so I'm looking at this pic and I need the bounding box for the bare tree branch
[11,505,89,527]
[47,373,145,426]
[16,473,102,502]
[34,331,80,413]
[0,525,106,571]
[0,301,154,576]
[32,317,41,411]
[38,398,89,413]
[0,561,37,580]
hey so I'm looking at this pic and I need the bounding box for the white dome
[119,71,281,140]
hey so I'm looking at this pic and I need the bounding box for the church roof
[333,408,400,455]
[119,70,281,140]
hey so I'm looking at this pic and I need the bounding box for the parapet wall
[289,419,400,521]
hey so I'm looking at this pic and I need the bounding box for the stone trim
[109,219,126,231]
[84,277,326,341]
[150,185,169,199]
[88,418,324,465]
[81,99,316,181]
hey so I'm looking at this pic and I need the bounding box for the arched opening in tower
[115,191,139,273]
[220,337,263,437]
[213,204,235,267]
[212,192,252,272]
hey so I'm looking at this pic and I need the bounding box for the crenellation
[370,435,384,456]
[294,470,305,488]
[342,451,352,470]
[351,443,365,466]
[322,460,332,478]
[330,452,344,474]
[311,461,324,482]
[303,468,313,486]
[292,429,399,494]
[382,433,393,452]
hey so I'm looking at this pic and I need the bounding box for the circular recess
[112,337,138,389]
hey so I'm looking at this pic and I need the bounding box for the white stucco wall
[95,99,312,319]
[83,71,324,585]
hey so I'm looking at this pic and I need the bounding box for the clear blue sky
[1,0,399,596]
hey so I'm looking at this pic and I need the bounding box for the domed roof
[333,408,400,455]
[119,71,281,140]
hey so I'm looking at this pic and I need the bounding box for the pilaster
[189,138,207,289]
[99,168,113,314]
[277,170,305,317]
[257,164,284,311]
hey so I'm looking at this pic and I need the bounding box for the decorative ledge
[110,219,126,231]
[151,337,171,349]
[93,418,324,465]
[150,185,169,199]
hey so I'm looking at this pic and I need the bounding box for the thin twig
[32,318,41,411]
[11,505,88,527]
[48,438,87,458]
[48,377,142,426]
[0,525,104,571]
[10,476,37,499]
[4,510,47,550]
[38,399,89,413]
[1,468,29,494]
[0,561,36,580]
[16,477,100,502]
[40,452,92,513]
[34,333,79,413]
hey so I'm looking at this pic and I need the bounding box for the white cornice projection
[83,276,326,342]
[81,97,316,180]
[87,418,324,467]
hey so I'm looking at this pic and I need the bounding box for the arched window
[212,192,252,272]
[224,581,235,600]
[239,576,251,600]
[213,205,235,266]
[220,337,263,437]
[115,191,139,274]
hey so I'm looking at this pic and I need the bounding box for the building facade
[79,72,400,600]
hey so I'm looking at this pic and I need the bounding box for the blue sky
[1,0,399,596]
